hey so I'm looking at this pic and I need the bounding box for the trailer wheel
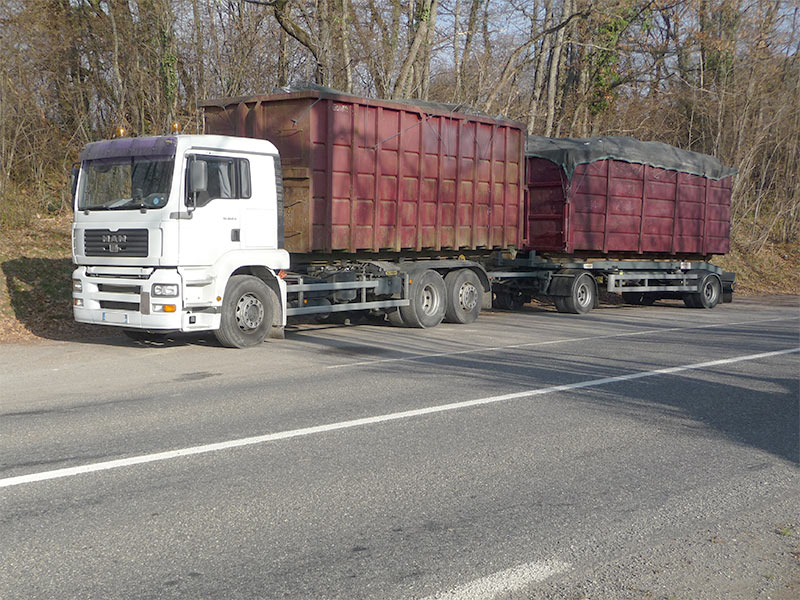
[553,297,568,313]
[494,290,526,310]
[215,275,274,348]
[557,273,596,314]
[444,269,482,324]
[622,292,656,306]
[399,269,446,328]
[387,308,405,327]
[682,294,699,308]
[493,291,513,310]
[686,273,721,309]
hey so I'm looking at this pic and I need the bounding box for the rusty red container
[203,89,526,255]
[525,155,733,256]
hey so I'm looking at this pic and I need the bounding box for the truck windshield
[78,155,174,211]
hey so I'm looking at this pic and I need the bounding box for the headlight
[152,284,179,297]
[152,304,177,313]
[72,279,83,293]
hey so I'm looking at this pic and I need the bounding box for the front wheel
[215,275,275,348]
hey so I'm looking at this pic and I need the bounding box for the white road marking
[326,317,794,369]
[1,347,797,489]
[421,560,571,600]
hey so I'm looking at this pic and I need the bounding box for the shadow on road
[292,316,800,464]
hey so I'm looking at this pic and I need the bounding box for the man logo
[102,233,127,253]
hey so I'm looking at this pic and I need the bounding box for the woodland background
[1,0,798,255]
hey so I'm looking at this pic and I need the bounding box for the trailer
[70,87,736,347]
[487,135,736,313]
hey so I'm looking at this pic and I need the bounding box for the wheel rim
[576,282,591,308]
[420,284,441,316]
[459,282,479,311]
[235,293,264,331]
[703,280,717,304]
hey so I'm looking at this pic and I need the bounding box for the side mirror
[187,159,207,212]
[189,160,207,193]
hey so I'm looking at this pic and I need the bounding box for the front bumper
[72,266,218,331]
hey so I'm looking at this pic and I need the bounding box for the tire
[215,275,275,348]
[622,292,656,306]
[444,269,482,324]
[683,273,721,309]
[494,289,526,311]
[493,291,514,310]
[560,273,596,314]
[399,269,446,328]
[387,308,405,327]
[682,294,700,308]
[695,273,722,309]
[123,329,167,343]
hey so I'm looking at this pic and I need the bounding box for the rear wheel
[444,269,482,324]
[556,273,596,314]
[215,275,275,348]
[387,308,405,327]
[682,294,700,308]
[399,269,446,328]
[695,273,722,309]
[684,272,721,309]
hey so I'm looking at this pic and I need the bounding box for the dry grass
[714,241,800,296]
[0,214,108,343]
[0,215,797,344]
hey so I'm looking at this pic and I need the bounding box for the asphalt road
[1,297,799,600]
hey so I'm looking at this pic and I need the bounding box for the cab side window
[187,156,251,207]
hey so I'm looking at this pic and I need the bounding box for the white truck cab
[72,134,290,346]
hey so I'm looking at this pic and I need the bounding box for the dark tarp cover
[525,135,737,181]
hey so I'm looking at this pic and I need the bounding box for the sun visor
[80,136,178,162]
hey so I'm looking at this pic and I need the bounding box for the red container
[525,156,732,256]
[203,89,525,255]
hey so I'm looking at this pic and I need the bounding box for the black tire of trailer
[215,275,276,348]
[554,272,597,314]
[387,308,405,326]
[683,272,722,309]
[444,269,482,324]
[621,291,657,306]
[399,269,446,328]
[493,289,527,311]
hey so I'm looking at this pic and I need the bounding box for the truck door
[181,152,278,265]
[239,154,278,250]
[180,152,250,266]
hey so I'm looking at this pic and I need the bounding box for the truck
[71,87,736,347]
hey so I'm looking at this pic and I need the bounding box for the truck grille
[85,229,148,257]
[99,300,140,311]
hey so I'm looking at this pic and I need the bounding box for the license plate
[102,312,129,324]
